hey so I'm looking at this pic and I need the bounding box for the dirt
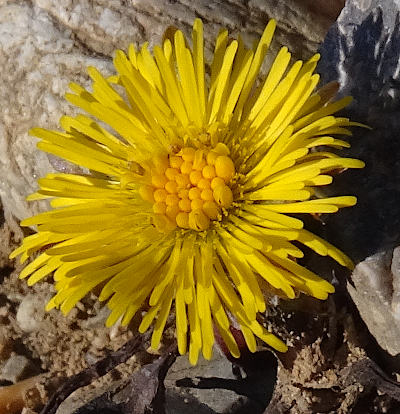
[0,210,141,412]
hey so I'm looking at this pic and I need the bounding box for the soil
[0,210,141,412]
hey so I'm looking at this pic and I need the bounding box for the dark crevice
[0,265,13,285]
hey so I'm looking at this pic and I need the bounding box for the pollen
[214,156,235,182]
[140,145,236,232]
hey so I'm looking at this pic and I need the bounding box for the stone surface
[316,0,400,263]
[165,353,240,414]
[0,354,31,383]
[0,1,113,221]
[53,345,277,414]
[348,246,400,356]
[165,350,277,414]
[31,0,341,59]
[0,0,343,222]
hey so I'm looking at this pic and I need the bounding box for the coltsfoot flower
[11,19,364,364]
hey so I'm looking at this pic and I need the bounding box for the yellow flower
[10,19,364,365]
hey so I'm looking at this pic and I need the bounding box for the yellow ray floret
[11,18,365,365]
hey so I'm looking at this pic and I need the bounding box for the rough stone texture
[257,1,400,410]
[165,353,240,414]
[164,349,277,413]
[0,1,113,221]
[31,0,342,58]
[0,0,344,222]
[0,354,32,383]
[317,0,400,263]
[348,246,400,356]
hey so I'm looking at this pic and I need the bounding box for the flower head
[11,19,364,364]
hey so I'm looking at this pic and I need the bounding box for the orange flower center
[139,143,235,232]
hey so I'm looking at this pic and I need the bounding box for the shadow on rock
[316,1,400,263]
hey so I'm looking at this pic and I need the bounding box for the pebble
[0,354,31,383]
[16,294,46,333]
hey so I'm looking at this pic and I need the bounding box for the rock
[316,0,400,263]
[165,352,240,413]
[164,349,277,413]
[16,293,49,332]
[31,0,340,59]
[51,341,276,414]
[0,354,32,383]
[0,0,343,222]
[113,352,175,413]
[0,1,113,222]
[348,246,400,356]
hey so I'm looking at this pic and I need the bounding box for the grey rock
[0,354,31,383]
[112,354,169,413]
[0,0,341,222]
[32,0,335,59]
[348,246,400,356]
[55,344,276,414]
[165,352,240,414]
[316,0,400,262]
[164,350,277,413]
[0,1,113,221]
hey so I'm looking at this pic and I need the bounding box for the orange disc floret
[139,146,236,232]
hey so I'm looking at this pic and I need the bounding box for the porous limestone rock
[0,0,343,222]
